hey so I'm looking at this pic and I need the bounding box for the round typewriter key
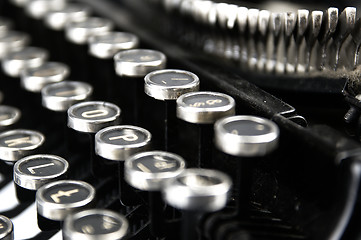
[114,49,166,78]
[95,125,151,204]
[176,91,235,167]
[0,129,45,162]
[125,151,185,237]
[63,209,128,240]
[177,91,236,124]
[21,62,70,93]
[68,101,121,133]
[144,69,200,101]
[125,151,186,191]
[66,17,113,45]
[144,69,199,150]
[214,115,279,157]
[163,168,232,240]
[214,115,279,216]
[0,105,21,130]
[0,18,12,37]
[66,17,113,82]
[89,32,139,60]
[88,32,139,100]
[95,125,152,161]
[42,81,93,112]
[0,31,30,60]
[36,180,96,230]
[114,49,167,124]
[0,215,13,240]
[2,46,49,78]
[14,154,69,202]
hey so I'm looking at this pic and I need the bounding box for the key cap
[214,115,279,217]
[41,81,93,112]
[163,168,232,240]
[95,125,151,205]
[36,180,96,230]
[0,215,14,240]
[114,49,167,124]
[0,106,21,130]
[21,62,70,93]
[68,101,121,134]
[88,31,139,100]
[0,129,45,162]
[0,17,12,37]
[144,69,199,150]
[176,91,235,167]
[13,154,69,202]
[0,31,30,60]
[125,150,185,238]
[63,209,129,240]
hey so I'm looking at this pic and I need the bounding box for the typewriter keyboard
[0,0,361,239]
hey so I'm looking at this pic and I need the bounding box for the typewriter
[0,0,361,239]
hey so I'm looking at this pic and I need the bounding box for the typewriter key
[163,168,232,240]
[177,91,235,167]
[114,49,167,124]
[42,81,93,112]
[95,125,151,205]
[0,106,21,130]
[125,151,185,237]
[144,69,199,150]
[88,31,139,100]
[66,17,113,45]
[2,46,49,78]
[95,125,151,161]
[63,209,128,240]
[14,154,69,202]
[214,115,279,216]
[68,101,121,133]
[0,31,30,60]
[36,180,96,230]
[0,18,12,37]
[0,215,13,240]
[0,129,45,162]
[21,62,70,93]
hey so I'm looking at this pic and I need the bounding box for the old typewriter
[0,0,361,239]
